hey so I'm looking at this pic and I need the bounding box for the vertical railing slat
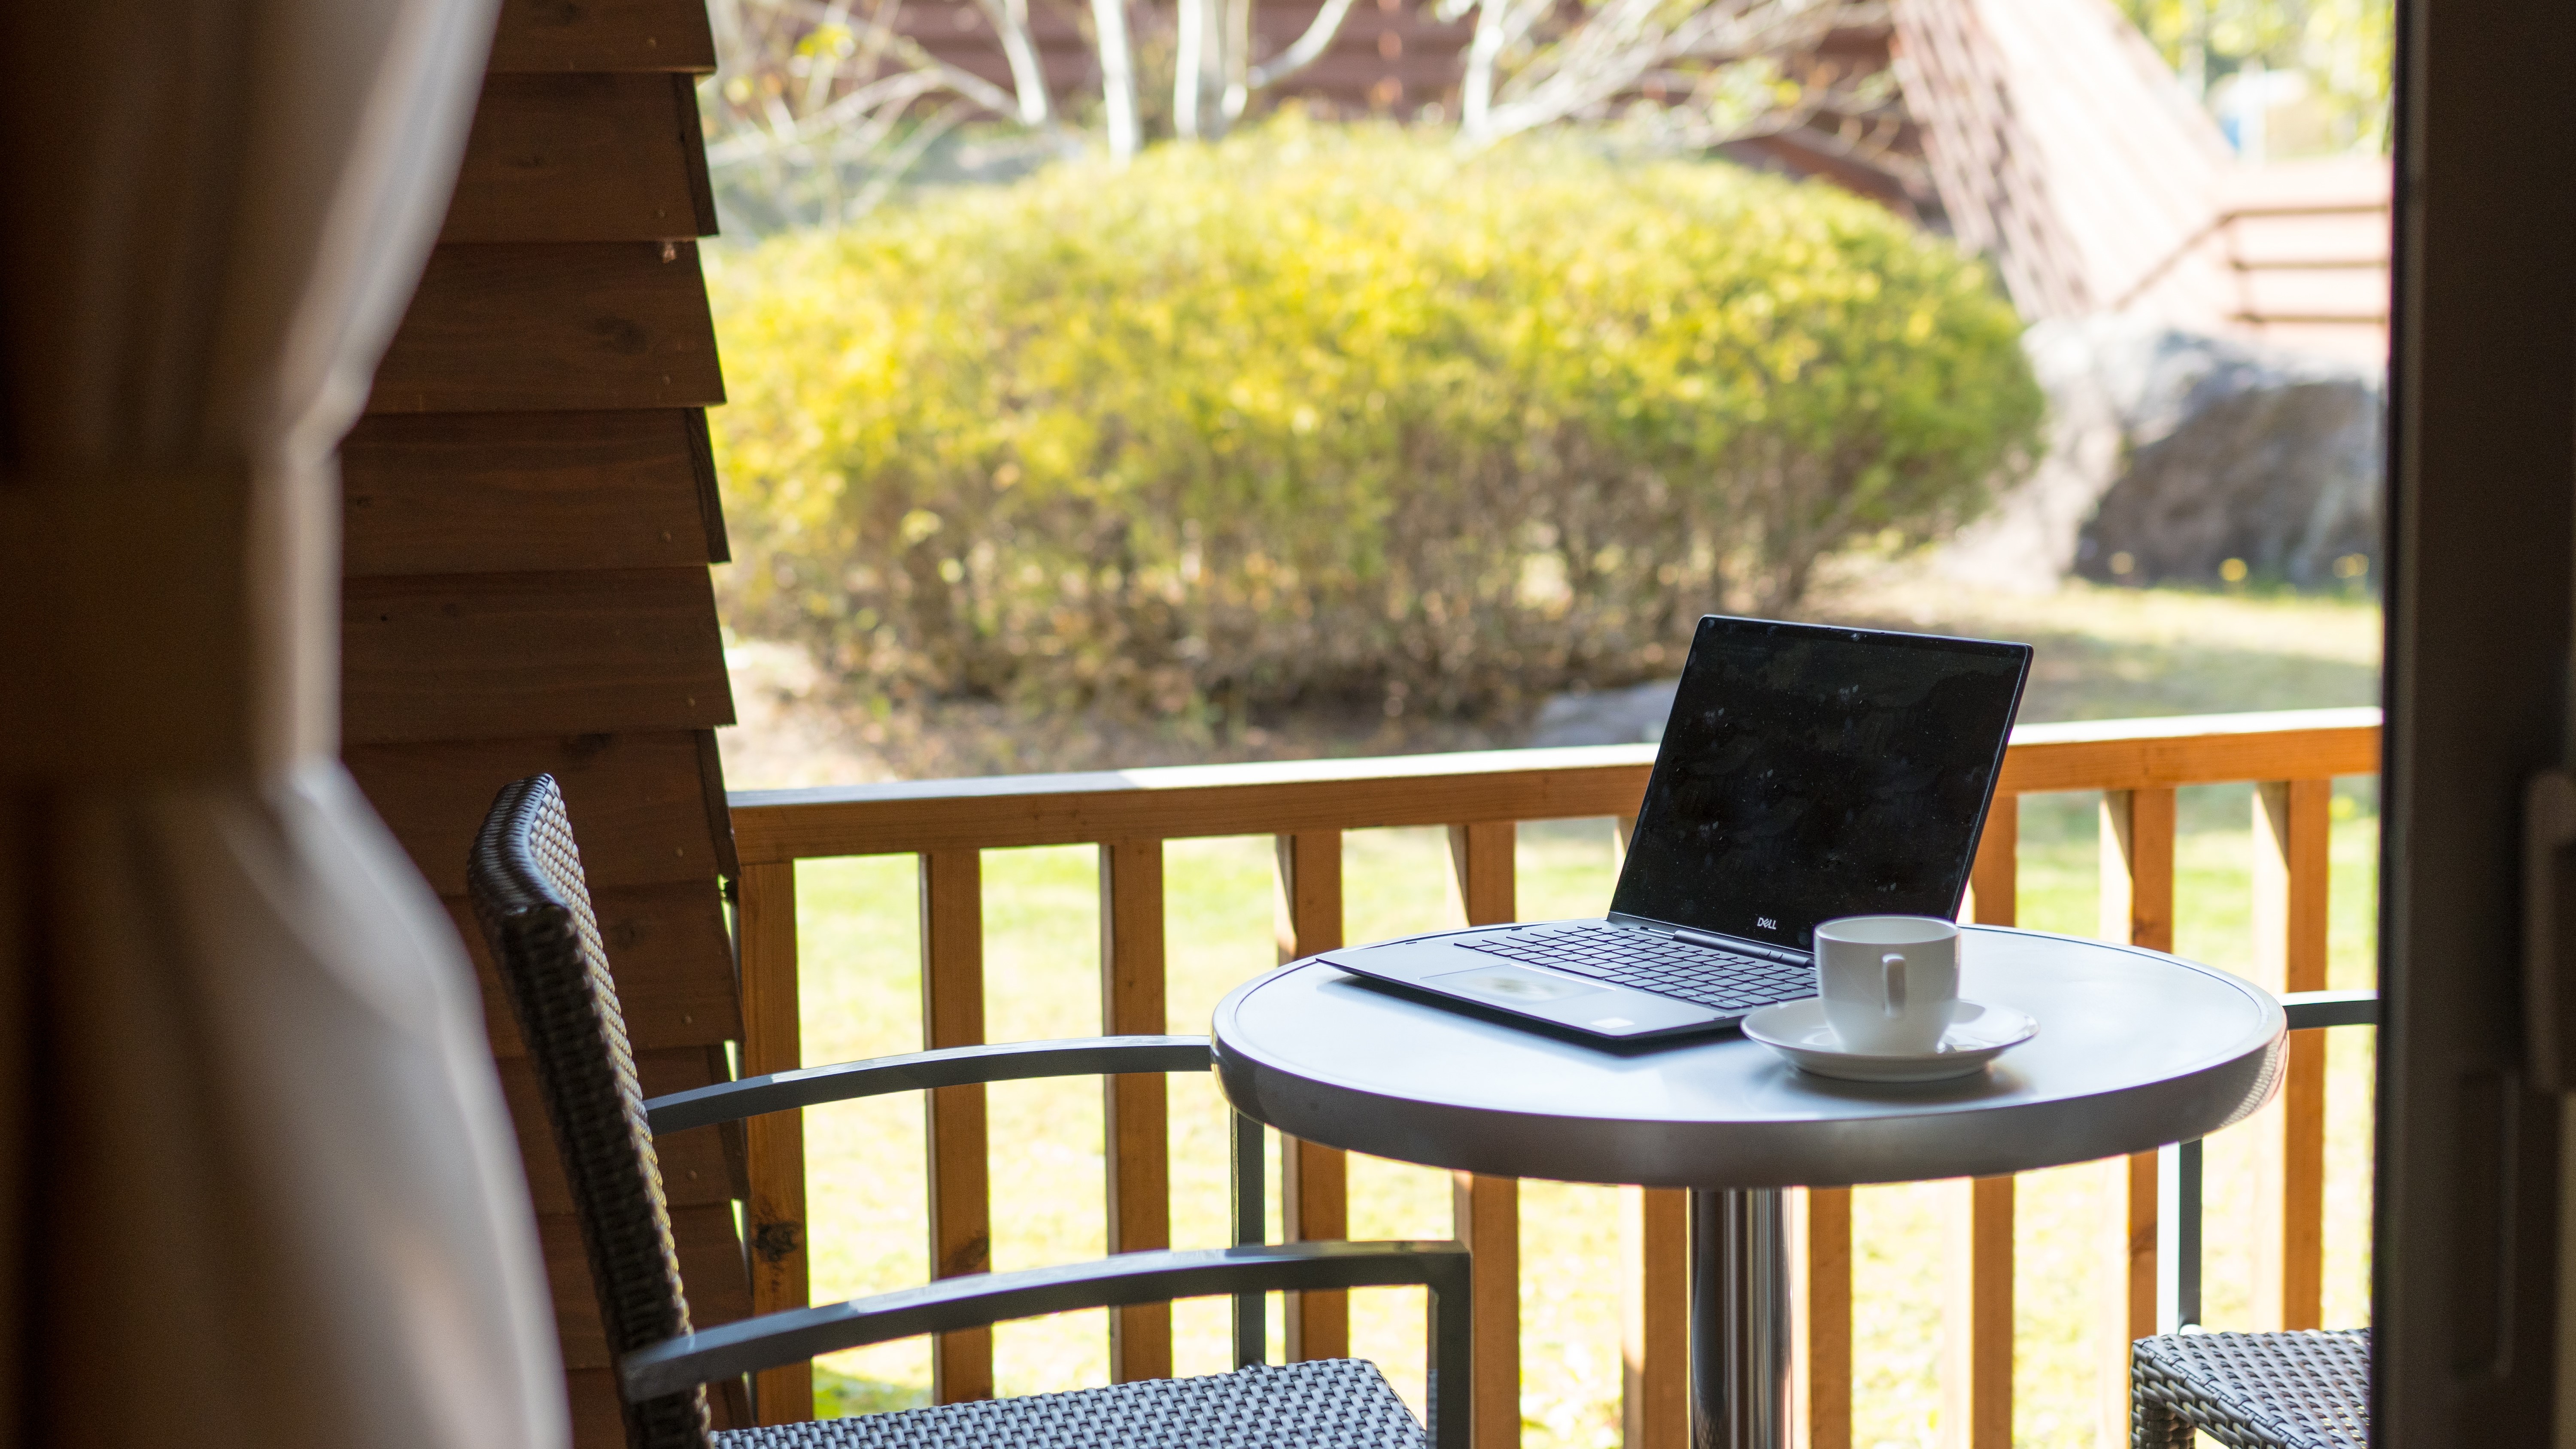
[1449,822,1522,1449]
[2098,787,2175,1440]
[1800,1187,1854,1449]
[1100,838,1173,1382]
[921,847,994,1401]
[2099,789,2178,951]
[1944,799,2017,1449]
[739,860,813,1424]
[1943,1177,2016,1449]
[2254,779,2332,1330]
[1610,811,1693,1449]
[1622,1186,1690,1449]
[1967,794,2018,928]
[1274,829,1349,1361]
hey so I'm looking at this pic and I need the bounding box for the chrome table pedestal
[1693,1188,1791,1449]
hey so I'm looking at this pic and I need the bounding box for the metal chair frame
[626,1034,1473,1427]
[2131,988,2377,1449]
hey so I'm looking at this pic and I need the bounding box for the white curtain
[0,3,566,1447]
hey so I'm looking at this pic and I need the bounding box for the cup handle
[1882,952,1907,1018]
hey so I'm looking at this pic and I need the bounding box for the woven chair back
[469,774,713,1449]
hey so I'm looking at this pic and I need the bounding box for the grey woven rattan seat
[469,774,1462,1449]
[721,1359,1419,1447]
[2132,1329,2370,1449]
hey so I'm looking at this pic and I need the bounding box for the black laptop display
[1321,615,2032,1042]
[1613,617,2032,951]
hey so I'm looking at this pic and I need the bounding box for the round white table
[1211,924,2286,1449]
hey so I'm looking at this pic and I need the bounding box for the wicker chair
[468,773,1470,1449]
[2131,1328,2370,1449]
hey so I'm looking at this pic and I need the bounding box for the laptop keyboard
[1458,924,1815,1013]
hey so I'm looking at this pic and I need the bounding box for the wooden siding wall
[342,1,748,1440]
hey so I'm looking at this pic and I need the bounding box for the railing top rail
[1997,705,2378,795]
[2005,705,2379,745]
[732,740,1666,812]
[726,707,2382,864]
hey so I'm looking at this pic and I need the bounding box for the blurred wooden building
[1898,0,2390,362]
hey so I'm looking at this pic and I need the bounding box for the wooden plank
[2098,789,2176,953]
[1098,838,1173,1383]
[1451,1171,1521,1449]
[2254,780,2332,1331]
[348,730,728,894]
[738,861,812,1424]
[1948,806,2014,1449]
[1447,821,1516,927]
[1620,1185,1689,1449]
[2104,1150,2159,1445]
[692,726,742,879]
[500,1047,738,1215]
[731,713,2380,862]
[1446,822,1519,1449]
[368,242,725,414]
[922,848,995,1402]
[740,755,1656,860]
[1996,717,2379,795]
[2097,788,2173,1441]
[343,568,733,744]
[343,410,720,577]
[445,881,738,1055]
[2227,207,2392,268]
[565,1369,631,1449]
[684,409,732,565]
[489,0,717,73]
[1967,795,2017,928]
[444,74,714,243]
[1941,1176,2014,1449]
[1274,830,1348,1362]
[541,1200,751,1368]
[1799,1187,1854,1449]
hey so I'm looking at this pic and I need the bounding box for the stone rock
[1937,316,2382,589]
[1525,678,1678,747]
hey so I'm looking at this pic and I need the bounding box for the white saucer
[1739,999,2039,1083]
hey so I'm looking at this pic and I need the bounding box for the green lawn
[790,789,2379,1448]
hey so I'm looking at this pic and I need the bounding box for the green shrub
[711,119,2041,726]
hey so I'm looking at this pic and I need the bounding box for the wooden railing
[724,705,2382,1445]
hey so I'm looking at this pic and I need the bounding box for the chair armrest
[621,1239,1469,1397]
[2281,990,2376,1031]
[643,1036,1212,1134]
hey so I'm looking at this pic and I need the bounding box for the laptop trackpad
[1425,963,1607,1005]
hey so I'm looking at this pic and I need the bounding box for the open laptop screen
[1607,616,2031,951]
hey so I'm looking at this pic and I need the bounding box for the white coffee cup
[1814,915,1960,1055]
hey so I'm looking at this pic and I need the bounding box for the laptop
[1326,615,2033,1042]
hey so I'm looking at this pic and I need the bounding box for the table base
[1691,1188,1791,1449]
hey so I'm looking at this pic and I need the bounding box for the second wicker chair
[2131,1327,2370,1449]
